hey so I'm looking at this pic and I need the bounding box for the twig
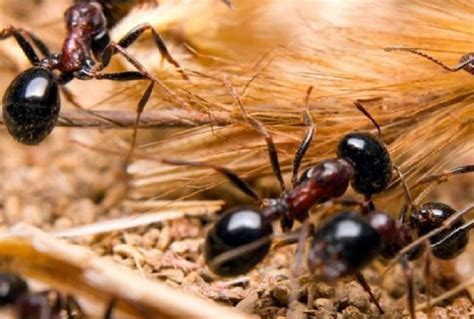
[0,109,233,129]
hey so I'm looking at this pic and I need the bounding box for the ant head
[205,206,273,276]
[0,272,28,306]
[410,202,468,259]
[65,2,107,35]
[308,212,382,280]
[337,132,392,196]
[2,67,60,145]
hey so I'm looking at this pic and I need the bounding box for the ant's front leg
[115,23,188,80]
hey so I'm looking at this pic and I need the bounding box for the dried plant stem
[0,224,250,319]
[0,109,233,129]
[416,277,474,311]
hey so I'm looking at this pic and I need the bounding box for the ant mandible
[309,165,473,319]
[0,271,115,318]
[384,47,474,75]
[1,0,186,146]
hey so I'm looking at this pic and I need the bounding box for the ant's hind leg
[353,271,385,315]
[93,70,154,159]
[0,26,40,65]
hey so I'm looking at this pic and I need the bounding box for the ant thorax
[62,2,109,72]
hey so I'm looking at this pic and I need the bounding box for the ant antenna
[224,79,287,192]
[384,47,473,72]
[291,86,316,186]
[413,165,474,205]
[74,140,263,204]
[354,98,382,139]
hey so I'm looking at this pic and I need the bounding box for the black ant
[311,164,473,319]
[1,0,187,146]
[0,271,115,318]
[384,47,474,75]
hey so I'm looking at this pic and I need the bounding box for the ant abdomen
[205,206,273,277]
[2,67,60,145]
[410,202,469,259]
[337,132,392,196]
[308,212,382,280]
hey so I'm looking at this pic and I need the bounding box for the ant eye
[337,132,392,196]
[3,67,60,145]
[205,206,273,276]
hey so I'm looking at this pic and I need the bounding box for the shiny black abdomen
[337,132,392,196]
[2,67,60,145]
[308,212,381,280]
[205,206,273,276]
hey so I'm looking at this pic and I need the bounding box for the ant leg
[74,140,263,203]
[291,86,315,187]
[65,294,84,318]
[103,299,116,319]
[288,221,312,317]
[225,80,287,192]
[93,70,154,159]
[353,271,384,315]
[423,247,433,319]
[330,197,370,214]
[100,42,187,107]
[393,166,415,222]
[0,26,40,65]
[413,165,474,205]
[385,47,474,73]
[20,28,51,57]
[162,158,262,204]
[115,23,188,80]
[399,257,416,319]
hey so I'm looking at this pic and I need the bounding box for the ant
[309,164,473,319]
[1,0,187,146]
[0,271,115,318]
[384,47,474,75]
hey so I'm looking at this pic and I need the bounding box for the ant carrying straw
[1,0,187,146]
[384,47,474,75]
[0,271,115,318]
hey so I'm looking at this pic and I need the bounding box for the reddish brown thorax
[285,158,354,219]
[61,2,107,71]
